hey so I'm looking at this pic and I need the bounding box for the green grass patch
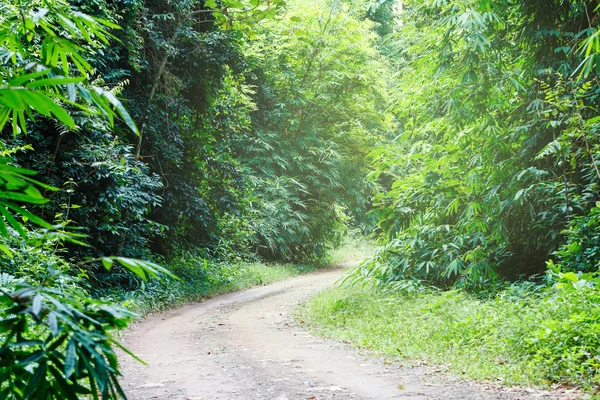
[301,283,600,390]
[103,254,321,315]
[327,231,375,266]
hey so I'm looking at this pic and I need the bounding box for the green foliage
[0,0,137,135]
[242,0,393,260]
[555,204,600,274]
[11,0,600,395]
[109,0,254,255]
[0,279,136,399]
[0,157,56,238]
[0,1,179,397]
[357,0,600,287]
[0,0,164,268]
[205,0,287,34]
[0,234,177,399]
[0,0,391,269]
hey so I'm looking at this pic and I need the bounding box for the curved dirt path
[119,266,581,400]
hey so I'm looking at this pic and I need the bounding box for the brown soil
[119,266,583,400]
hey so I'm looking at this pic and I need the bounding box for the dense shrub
[357,0,600,287]
[555,205,600,274]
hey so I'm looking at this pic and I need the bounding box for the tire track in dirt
[119,266,582,400]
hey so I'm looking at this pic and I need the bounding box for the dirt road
[119,266,581,400]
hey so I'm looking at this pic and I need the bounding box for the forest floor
[119,264,583,400]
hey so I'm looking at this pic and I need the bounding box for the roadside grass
[102,254,321,315]
[301,283,600,391]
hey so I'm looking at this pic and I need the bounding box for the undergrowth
[302,283,600,391]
